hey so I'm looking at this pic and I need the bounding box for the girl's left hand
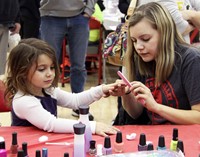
[95,122,120,137]
[130,81,158,112]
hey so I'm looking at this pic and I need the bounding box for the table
[1,125,200,156]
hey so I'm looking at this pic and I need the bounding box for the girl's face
[130,18,160,62]
[27,54,55,96]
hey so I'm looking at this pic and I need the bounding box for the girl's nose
[135,41,144,50]
[46,69,53,77]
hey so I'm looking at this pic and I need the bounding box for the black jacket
[19,0,41,20]
[0,0,20,24]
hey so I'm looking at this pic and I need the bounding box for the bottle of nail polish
[22,142,28,157]
[103,136,112,155]
[114,131,124,153]
[157,135,166,150]
[96,144,103,156]
[147,143,154,151]
[42,148,48,157]
[0,149,7,157]
[170,128,178,151]
[73,123,86,157]
[89,140,96,156]
[10,132,19,155]
[35,150,41,157]
[79,105,92,153]
[0,137,6,157]
[63,152,69,157]
[17,149,24,157]
[138,133,147,151]
[177,140,184,155]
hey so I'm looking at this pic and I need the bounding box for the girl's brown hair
[5,38,60,105]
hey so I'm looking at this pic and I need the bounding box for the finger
[112,126,120,131]
[100,132,108,137]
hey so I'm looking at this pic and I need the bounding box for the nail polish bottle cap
[158,135,165,147]
[177,140,184,153]
[73,123,86,135]
[79,105,89,115]
[64,152,69,157]
[104,136,111,148]
[172,128,178,140]
[139,133,146,146]
[90,140,96,149]
[22,142,28,156]
[116,131,123,143]
[35,150,41,157]
[147,143,154,150]
[12,132,18,145]
[0,141,5,149]
[17,149,24,157]
[96,144,103,156]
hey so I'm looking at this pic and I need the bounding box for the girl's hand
[130,81,158,112]
[95,122,120,137]
[102,81,126,97]
[107,79,128,97]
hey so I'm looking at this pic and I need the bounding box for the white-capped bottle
[73,123,86,157]
[78,105,92,153]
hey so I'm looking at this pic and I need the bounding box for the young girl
[5,38,120,136]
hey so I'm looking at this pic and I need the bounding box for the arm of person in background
[159,0,194,36]
[181,10,200,29]
[83,0,97,18]
[10,1,21,35]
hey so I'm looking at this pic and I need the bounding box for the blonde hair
[124,2,186,86]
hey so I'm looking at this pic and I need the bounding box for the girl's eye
[50,66,55,70]
[38,68,45,72]
[142,38,150,42]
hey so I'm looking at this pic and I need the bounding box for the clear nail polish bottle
[73,123,86,157]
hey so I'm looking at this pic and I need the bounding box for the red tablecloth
[1,125,200,156]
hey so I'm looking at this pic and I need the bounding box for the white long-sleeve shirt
[12,86,104,133]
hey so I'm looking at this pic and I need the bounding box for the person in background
[5,38,122,136]
[118,0,196,43]
[118,0,131,15]
[177,0,200,43]
[0,0,21,81]
[19,0,41,39]
[111,2,200,125]
[40,0,96,120]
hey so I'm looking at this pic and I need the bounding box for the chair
[60,17,103,87]
[0,80,11,112]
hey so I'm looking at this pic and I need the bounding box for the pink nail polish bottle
[114,131,124,153]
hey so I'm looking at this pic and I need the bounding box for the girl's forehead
[37,54,52,62]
